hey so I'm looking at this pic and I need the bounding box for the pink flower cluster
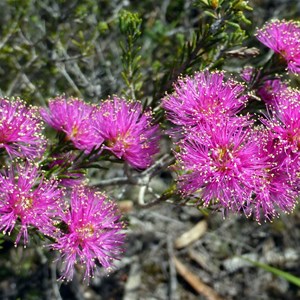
[0,96,159,280]
[41,96,159,169]
[1,16,300,281]
[0,162,125,280]
[163,71,300,222]
[0,94,162,280]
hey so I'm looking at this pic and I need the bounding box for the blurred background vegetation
[0,0,297,106]
[0,0,300,299]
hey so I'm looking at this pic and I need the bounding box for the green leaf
[204,10,217,19]
[241,257,300,287]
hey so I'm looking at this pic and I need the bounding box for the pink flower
[162,71,248,127]
[0,98,46,158]
[256,20,300,73]
[241,66,256,83]
[257,78,288,105]
[93,97,159,169]
[176,120,264,213]
[252,88,300,221]
[261,88,300,156]
[0,163,63,245]
[52,185,125,281]
[251,130,297,222]
[176,118,298,222]
[40,97,99,153]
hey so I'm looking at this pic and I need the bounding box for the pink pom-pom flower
[0,163,63,245]
[256,20,300,74]
[52,185,125,281]
[40,97,99,153]
[93,97,159,169]
[0,98,46,158]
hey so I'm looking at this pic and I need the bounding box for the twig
[174,256,223,300]
[123,256,141,300]
[167,236,178,300]
[0,20,19,51]
[138,185,147,206]
[6,54,38,96]
[51,263,63,300]
[95,43,116,91]
[57,63,83,97]
[57,39,98,97]
[93,153,174,188]
[149,211,183,225]
[140,154,174,179]
[175,220,207,249]
[137,192,173,208]
[93,176,130,186]
[20,72,45,104]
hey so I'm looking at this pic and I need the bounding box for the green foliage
[0,0,114,102]
[151,0,253,106]
[119,10,143,100]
